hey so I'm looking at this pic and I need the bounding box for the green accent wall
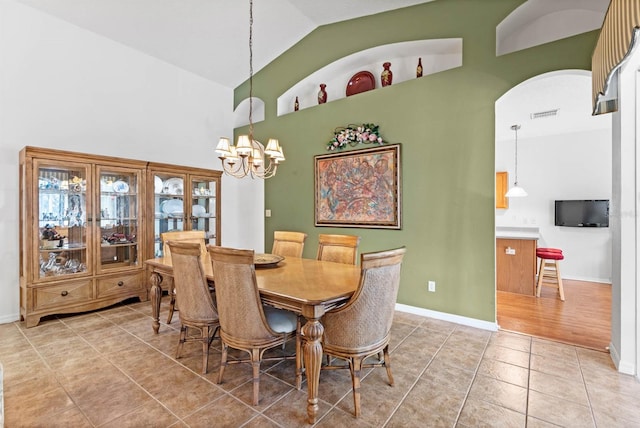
[234,0,599,322]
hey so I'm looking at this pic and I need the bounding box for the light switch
[265,209,271,217]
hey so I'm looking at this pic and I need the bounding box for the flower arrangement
[327,123,386,151]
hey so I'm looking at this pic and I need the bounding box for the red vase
[381,62,393,87]
[416,57,423,78]
[318,84,327,104]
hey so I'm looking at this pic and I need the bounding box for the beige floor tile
[457,397,526,428]
[527,390,595,427]
[4,303,631,428]
[386,380,466,428]
[433,345,483,372]
[530,352,583,382]
[263,388,332,427]
[525,416,560,427]
[99,399,180,428]
[468,374,528,413]
[592,408,640,428]
[531,338,579,362]
[483,343,531,368]
[229,372,295,409]
[586,380,640,423]
[181,394,258,427]
[529,369,589,405]
[490,330,532,353]
[421,358,476,393]
[476,358,529,388]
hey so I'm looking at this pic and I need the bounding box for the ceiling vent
[530,109,559,119]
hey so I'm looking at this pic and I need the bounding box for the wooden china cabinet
[146,162,221,259]
[19,147,148,327]
[19,147,222,327]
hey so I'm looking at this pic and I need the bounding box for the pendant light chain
[512,124,520,185]
[248,0,254,141]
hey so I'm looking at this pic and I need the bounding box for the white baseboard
[395,303,498,331]
[608,341,637,375]
[563,275,611,284]
[0,313,20,325]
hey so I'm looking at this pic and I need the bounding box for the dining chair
[320,246,406,417]
[316,233,361,265]
[207,245,299,406]
[271,230,307,258]
[166,241,219,374]
[161,230,207,324]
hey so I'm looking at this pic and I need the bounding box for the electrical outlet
[428,280,436,292]
[265,209,271,217]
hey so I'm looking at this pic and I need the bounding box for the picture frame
[314,144,401,229]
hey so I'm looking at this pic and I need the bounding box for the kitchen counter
[496,229,539,295]
[496,226,540,240]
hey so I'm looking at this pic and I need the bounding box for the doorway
[495,70,612,349]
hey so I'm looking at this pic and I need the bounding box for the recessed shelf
[277,38,463,115]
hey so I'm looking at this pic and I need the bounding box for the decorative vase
[318,84,327,104]
[416,57,423,78]
[381,62,393,87]
[294,96,299,111]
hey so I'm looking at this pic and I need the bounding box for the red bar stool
[536,248,565,301]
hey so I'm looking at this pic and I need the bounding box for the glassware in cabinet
[36,160,90,279]
[190,176,218,244]
[152,173,186,257]
[97,167,141,272]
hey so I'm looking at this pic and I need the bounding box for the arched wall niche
[233,97,265,128]
[277,38,463,116]
[496,0,609,56]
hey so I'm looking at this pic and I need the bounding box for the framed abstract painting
[314,144,401,229]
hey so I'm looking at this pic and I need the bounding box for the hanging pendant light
[215,0,284,179]
[505,124,527,197]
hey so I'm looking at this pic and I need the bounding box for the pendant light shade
[505,124,527,197]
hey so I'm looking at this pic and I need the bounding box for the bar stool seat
[536,249,565,301]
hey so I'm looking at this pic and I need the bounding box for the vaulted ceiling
[16,0,609,89]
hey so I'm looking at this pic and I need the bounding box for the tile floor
[1,299,639,427]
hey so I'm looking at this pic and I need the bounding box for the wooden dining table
[144,254,361,424]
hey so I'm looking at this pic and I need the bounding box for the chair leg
[350,358,363,417]
[536,258,545,297]
[555,260,565,301]
[251,349,262,406]
[218,342,228,385]
[176,325,187,359]
[167,289,176,324]
[383,346,394,386]
[201,326,210,374]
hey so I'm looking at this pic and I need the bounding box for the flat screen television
[554,200,609,227]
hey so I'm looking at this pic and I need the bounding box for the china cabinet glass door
[190,175,218,245]
[97,167,140,272]
[35,160,90,279]
[153,173,186,257]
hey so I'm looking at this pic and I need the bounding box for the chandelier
[215,0,285,179]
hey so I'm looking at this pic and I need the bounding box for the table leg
[149,272,163,334]
[301,309,324,424]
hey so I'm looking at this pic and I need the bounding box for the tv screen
[555,200,609,227]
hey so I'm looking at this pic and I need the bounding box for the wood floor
[497,279,611,352]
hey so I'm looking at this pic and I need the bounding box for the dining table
[144,253,361,424]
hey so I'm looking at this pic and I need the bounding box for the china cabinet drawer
[97,272,144,297]
[34,280,94,309]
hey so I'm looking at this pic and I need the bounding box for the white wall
[496,71,612,283]
[0,0,263,323]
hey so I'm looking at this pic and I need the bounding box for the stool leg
[555,260,565,301]
[536,258,545,297]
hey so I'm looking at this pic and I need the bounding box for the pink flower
[369,134,377,141]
